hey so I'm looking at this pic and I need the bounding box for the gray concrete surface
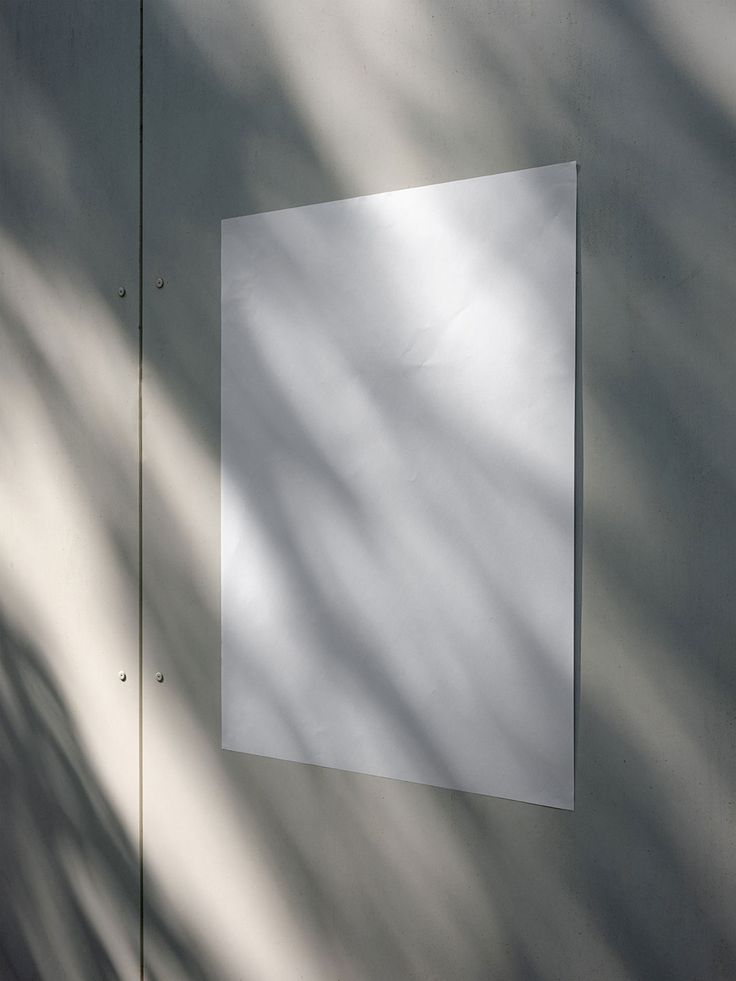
[2,1,735,978]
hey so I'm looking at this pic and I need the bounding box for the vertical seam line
[137,0,145,976]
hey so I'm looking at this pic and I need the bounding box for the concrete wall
[0,3,142,977]
[2,1,735,978]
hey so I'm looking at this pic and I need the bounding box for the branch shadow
[1,0,735,978]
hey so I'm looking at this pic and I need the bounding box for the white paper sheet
[221,161,576,808]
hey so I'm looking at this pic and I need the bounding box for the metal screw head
[155,277,164,289]
[118,671,127,682]
[117,286,126,297]
[155,671,164,683]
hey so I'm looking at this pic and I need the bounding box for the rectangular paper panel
[222,161,576,808]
